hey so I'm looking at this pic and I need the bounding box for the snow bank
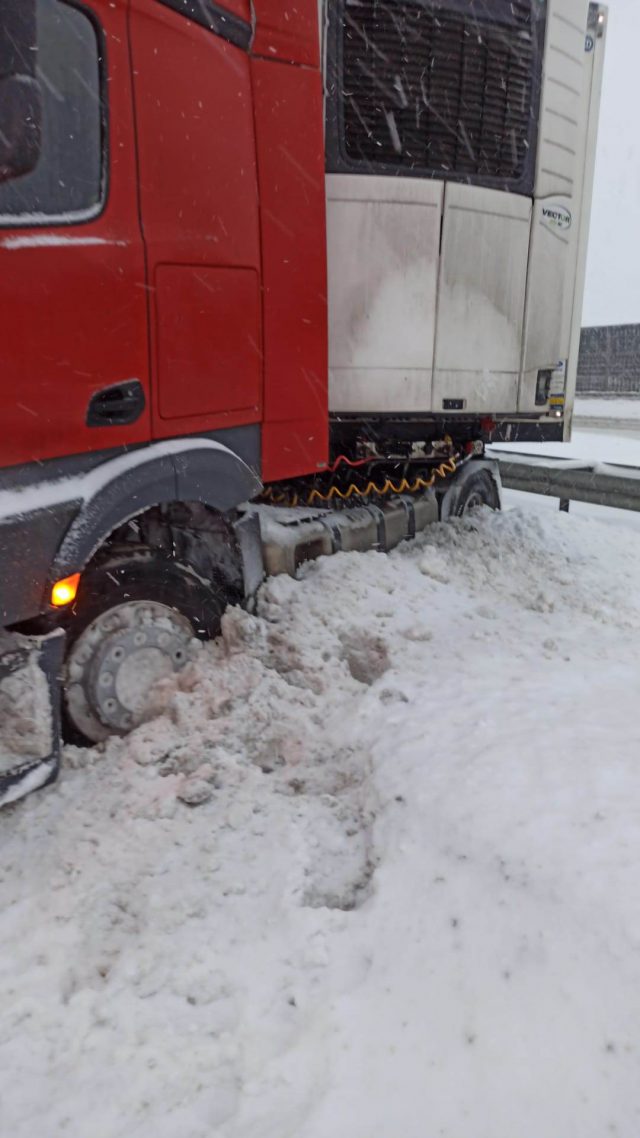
[2,507,640,1137]
[575,397,640,421]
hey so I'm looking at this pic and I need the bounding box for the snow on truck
[0,0,606,804]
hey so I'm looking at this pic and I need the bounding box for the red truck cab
[0,0,328,483]
[0,0,331,796]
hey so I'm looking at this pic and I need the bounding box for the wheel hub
[66,601,195,742]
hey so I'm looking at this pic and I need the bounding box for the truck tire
[60,552,231,745]
[453,468,501,515]
[439,465,502,520]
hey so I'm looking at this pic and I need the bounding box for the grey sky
[584,0,640,326]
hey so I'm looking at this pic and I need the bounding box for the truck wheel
[61,553,230,745]
[445,467,501,518]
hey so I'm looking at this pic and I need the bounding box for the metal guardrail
[491,451,640,513]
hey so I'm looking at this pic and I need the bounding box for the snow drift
[2,506,640,1137]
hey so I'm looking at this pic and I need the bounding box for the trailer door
[519,0,597,417]
[129,0,262,439]
[326,174,442,415]
[432,184,532,415]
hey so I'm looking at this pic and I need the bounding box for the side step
[252,491,439,577]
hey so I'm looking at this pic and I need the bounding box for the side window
[0,0,104,224]
[326,0,545,195]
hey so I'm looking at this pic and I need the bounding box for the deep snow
[2,502,640,1137]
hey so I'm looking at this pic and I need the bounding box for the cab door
[0,0,149,469]
[128,0,262,440]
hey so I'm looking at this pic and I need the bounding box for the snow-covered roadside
[2,507,640,1137]
[575,397,640,423]
[494,417,640,530]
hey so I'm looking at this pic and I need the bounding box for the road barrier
[492,451,640,513]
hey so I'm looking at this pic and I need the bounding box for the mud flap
[0,629,65,808]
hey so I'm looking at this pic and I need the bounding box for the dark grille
[577,325,640,396]
[338,0,537,184]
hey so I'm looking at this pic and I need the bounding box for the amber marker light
[50,573,81,608]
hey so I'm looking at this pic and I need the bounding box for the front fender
[51,439,262,580]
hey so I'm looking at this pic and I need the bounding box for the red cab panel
[129,0,263,439]
[156,266,261,420]
[0,0,149,469]
[252,0,320,67]
[221,0,251,17]
[252,57,328,481]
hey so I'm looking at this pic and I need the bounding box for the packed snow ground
[2,502,640,1137]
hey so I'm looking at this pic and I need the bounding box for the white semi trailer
[323,0,607,442]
